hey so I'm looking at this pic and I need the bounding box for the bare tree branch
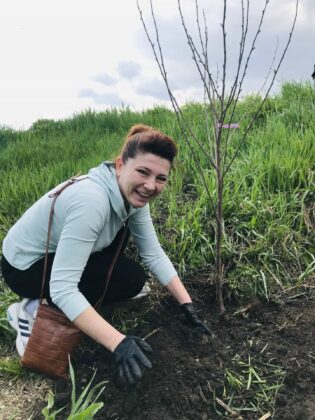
[218,1,250,172]
[235,0,270,102]
[177,0,220,118]
[195,0,206,57]
[221,0,228,103]
[257,36,279,96]
[224,0,299,177]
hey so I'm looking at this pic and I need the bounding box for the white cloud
[92,73,118,86]
[79,88,126,106]
[135,78,169,100]
[0,0,142,128]
[117,61,142,79]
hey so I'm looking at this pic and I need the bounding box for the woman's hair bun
[120,124,178,165]
[127,124,153,138]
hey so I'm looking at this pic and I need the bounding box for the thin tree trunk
[215,130,225,315]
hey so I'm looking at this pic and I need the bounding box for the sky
[0,0,314,130]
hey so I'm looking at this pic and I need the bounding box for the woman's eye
[157,177,168,183]
[137,169,148,176]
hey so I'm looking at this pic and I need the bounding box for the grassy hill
[0,81,314,302]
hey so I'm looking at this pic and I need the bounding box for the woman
[2,124,210,385]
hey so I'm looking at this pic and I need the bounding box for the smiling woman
[2,124,211,385]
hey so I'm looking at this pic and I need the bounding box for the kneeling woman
[2,124,210,385]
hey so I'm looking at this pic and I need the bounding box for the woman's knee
[115,256,146,286]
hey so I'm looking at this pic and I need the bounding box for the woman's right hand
[113,335,152,385]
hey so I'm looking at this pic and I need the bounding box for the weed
[0,356,24,376]
[0,281,18,338]
[110,307,148,334]
[214,351,285,417]
[42,357,107,419]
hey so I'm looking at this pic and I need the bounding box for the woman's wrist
[165,276,192,305]
[73,306,126,352]
[106,332,126,353]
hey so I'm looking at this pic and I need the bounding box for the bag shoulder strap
[40,175,127,310]
[94,224,128,311]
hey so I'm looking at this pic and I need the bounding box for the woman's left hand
[181,302,212,335]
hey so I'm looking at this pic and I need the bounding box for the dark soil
[50,284,314,420]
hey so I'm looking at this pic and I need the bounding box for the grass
[109,307,148,334]
[0,371,52,419]
[0,282,18,343]
[0,356,25,376]
[213,346,286,417]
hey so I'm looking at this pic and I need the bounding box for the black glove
[181,302,211,335]
[113,335,152,386]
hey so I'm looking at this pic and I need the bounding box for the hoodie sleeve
[128,205,177,285]
[49,193,109,321]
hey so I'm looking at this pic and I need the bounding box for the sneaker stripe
[21,331,31,337]
[19,324,29,331]
[18,318,29,324]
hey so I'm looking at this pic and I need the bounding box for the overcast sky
[0,0,314,130]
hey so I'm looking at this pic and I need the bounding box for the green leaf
[68,402,104,419]
[69,356,77,409]
[70,370,96,413]
[41,391,66,420]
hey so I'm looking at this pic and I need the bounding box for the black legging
[1,230,147,307]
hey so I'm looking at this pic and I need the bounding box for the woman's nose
[144,177,156,191]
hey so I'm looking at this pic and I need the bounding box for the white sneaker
[132,284,151,300]
[7,298,36,357]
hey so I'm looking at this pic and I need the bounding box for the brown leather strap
[40,175,127,309]
[94,224,128,311]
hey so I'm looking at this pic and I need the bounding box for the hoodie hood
[88,161,137,220]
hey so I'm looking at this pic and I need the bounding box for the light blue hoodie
[3,162,177,320]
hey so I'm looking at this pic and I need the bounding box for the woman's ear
[115,156,123,176]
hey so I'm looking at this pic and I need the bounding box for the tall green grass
[0,82,314,302]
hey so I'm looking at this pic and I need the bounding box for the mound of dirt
[46,284,315,420]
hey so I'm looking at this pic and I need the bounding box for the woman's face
[116,152,171,208]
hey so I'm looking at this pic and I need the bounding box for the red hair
[120,124,177,165]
